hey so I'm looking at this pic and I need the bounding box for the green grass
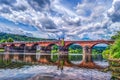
[0,49,5,52]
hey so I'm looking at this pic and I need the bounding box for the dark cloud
[27,0,50,11]
[12,5,27,11]
[40,18,57,29]
[108,1,120,22]
[0,7,11,13]
[33,0,50,7]
[63,17,81,26]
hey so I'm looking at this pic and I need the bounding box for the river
[0,53,112,80]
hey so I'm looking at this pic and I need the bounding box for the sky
[0,0,120,40]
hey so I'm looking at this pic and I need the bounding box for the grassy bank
[0,49,5,52]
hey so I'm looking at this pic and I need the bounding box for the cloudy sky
[0,0,120,40]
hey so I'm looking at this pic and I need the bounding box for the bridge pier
[24,55,32,62]
[82,46,93,62]
[3,52,10,60]
[4,45,10,52]
[13,54,19,61]
[55,46,73,66]
[79,46,97,68]
[88,47,93,62]
[38,47,51,64]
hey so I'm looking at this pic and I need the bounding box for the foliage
[102,31,120,59]
[0,39,6,43]
[0,32,55,43]
[68,48,82,53]
[7,37,14,42]
[92,46,106,55]
[51,45,59,53]
[110,40,120,58]
[68,45,82,54]
[0,49,5,52]
[111,31,120,40]
[102,49,111,59]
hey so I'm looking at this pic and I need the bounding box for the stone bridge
[0,40,114,68]
[0,40,114,52]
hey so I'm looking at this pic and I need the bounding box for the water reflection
[0,52,112,80]
[0,52,108,66]
[0,65,112,80]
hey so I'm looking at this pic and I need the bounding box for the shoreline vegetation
[102,31,120,79]
[0,49,4,52]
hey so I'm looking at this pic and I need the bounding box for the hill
[0,32,55,42]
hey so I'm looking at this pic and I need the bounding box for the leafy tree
[7,37,14,42]
[51,45,59,53]
[102,32,120,59]
[0,39,7,43]
[111,31,120,40]
[110,40,120,58]
[68,45,82,53]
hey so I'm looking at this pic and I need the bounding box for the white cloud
[0,0,119,40]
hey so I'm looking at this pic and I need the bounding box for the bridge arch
[90,42,111,48]
[18,44,26,52]
[9,44,16,52]
[65,43,83,64]
[46,43,59,51]
[91,43,109,61]
[19,44,25,48]
[65,42,84,50]
[30,43,41,53]
[46,43,59,62]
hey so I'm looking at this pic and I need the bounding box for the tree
[7,37,14,42]
[110,40,120,58]
[0,39,7,43]
[111,31,120,40]
[102,35,120,59]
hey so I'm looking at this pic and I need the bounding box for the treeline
[0,32,55,43]
[102,31,120,59]
[51,44,106,54]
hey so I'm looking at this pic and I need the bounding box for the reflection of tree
[51,45,59,53]
[104,31,120,79]
[68,45,82,61]
[51,45,59,62]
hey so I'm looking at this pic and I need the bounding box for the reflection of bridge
[0,40,114,68]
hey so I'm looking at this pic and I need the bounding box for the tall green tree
[110,40,120,58]
[102,31,120,59]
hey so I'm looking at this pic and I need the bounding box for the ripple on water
[0,65,111,80]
